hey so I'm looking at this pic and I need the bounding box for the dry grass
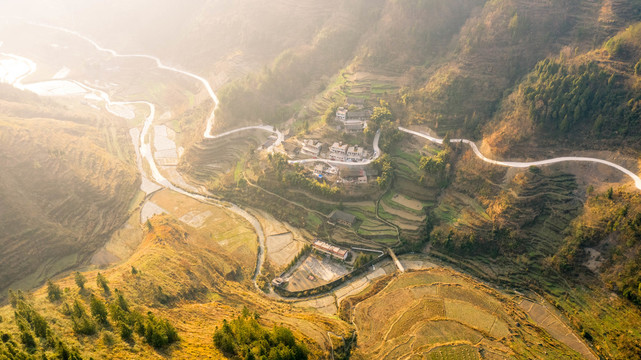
[351,269,585,359]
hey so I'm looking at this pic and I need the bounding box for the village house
[329,142,348,161]
[300,139,322,157]
[347,109,371,121]
[344,120,365,134]
[346,145,364,162]
[328,210,357,227]
[335,107,347,121]
[313,240,350,261]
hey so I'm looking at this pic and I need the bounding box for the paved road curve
[399,127,641,190]
[30,21,282,143]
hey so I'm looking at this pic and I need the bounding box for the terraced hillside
[351,269,590,359]
[178,129,269,187]
[0,93,139,297]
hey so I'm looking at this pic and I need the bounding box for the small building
[340,167,365,178]
[357,174,368,184]
[314,164,325,174]
[347,110,371,121]
[330,142,348,155]
[301,139,322,156]
[347,145,364,161]
[329,142,348,161]
[335,107,348,121]
[344,120,365,134]
[313,240,350,261]
[328,210,357,227]
[271,277,288,288]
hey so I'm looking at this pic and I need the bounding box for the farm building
[328,210,357,227]
[313,240,350,261]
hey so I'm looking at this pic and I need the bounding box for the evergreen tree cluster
[213,309,308,360]
[3,290,83,359]
[523,59,641,136]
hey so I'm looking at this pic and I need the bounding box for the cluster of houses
[298,140,369,163]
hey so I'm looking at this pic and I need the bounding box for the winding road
[3,21,640,299]
[6,22,269,286]
[399,127,641,190]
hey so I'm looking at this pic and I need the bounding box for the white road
[208,124,284,150]
[0,52,37,89]
[30,21,282,144]
[399,127,641,190]
[20,22,269,284]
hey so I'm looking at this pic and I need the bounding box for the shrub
[46,280,62,302]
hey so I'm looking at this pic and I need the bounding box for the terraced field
[352,269,586,359]
[343,205,398,244]
[178,129,269,186]
[378,191,428,233]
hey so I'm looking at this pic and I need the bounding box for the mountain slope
[0,86,139,297]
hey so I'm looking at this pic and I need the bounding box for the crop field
[378,191,427,233]
[179,130,269,186]
[432,190,490,228]
[342,205,398,242]
[351,268,586,359]
[149,189,258,274]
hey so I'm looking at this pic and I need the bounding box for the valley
[2,1,641,359]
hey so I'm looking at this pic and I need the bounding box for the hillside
[2,1,641,359]
[485,20,641,153]
[0,214,350,359]
[0,86,139,297]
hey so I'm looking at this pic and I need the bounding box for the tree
[607,187,614,200]
[90,296,108,325]
[47,280,62,302]
[120,323,133,342]
[353,253,374,268]
[96,273,110,294]
[74,272,86,290]
[370,105,393,125]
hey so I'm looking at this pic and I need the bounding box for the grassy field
[150,189,258,277]
[351,269,587,359]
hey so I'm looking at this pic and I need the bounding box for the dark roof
[345,122,364,130]
[347,110,371,120]
[329,210,357,225]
